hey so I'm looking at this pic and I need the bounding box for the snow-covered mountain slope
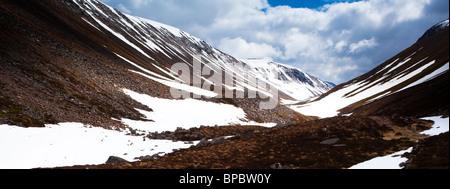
[242,58,334,101]
[0,0,309,169]
[1,0,323,129]
[0,122,197,169]
[72,0,242,83]
[72,0,333,102]
[291,19,449,118]
[69,0,321,122]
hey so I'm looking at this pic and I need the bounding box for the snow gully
[170,55,279,110]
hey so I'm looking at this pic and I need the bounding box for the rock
[129,128,137,135]
[105,156,128,164]
[189,163,198,169]
[175,127,188,134]
[134,153,163,161]
[320,138,340,145]
[192,132,204,139]
[211,137,226,145]
[275,121,294,128]
[270,163,283,169]
[196,138,210,147]
[134,155,152,161]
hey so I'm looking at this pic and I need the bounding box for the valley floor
[0,122,196,169]
[0,115,447,169]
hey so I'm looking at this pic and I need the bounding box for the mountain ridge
[418,19,449,42]
[242,58,335,101]
[1,0,332,128]
[291,18,449,118]
[1,0,448,170]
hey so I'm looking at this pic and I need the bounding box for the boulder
[105,156,128,164]
[196,138,210,147]
[211,137,226,145]
[270,163,283,169]
[319,138,340,145]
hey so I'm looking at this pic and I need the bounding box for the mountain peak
[240,58,335,101]
[417,18,449,42]
[1,0,332,128]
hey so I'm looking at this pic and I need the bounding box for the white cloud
[130,0,151,9]
[349,38,378,54]
[103,0,448,84]
[218,37,281,59]
[318,62,359,83]
[280,28,334,60]
[335,40,348,52]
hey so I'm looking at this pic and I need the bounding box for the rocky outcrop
[105,156,128,164]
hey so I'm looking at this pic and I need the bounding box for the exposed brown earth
[0,0,164,129]
[0,0,308,129]
[1,0,448,170]
[347,71,449,118]
[402,132,449,169]
[59,116,432,169]
[329,27,449,116]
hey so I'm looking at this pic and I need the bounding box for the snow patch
[349,148,413,169]
[0,123,195,169]
[121,89,275,133]
[400,62,449,91]
[348,116,449,169]
[420,116,449,136]
[130,70,218,98]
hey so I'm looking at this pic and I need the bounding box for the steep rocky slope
[1,0,329,128]
[342,26,449,118]
[1,0,447,170]
[292,20,449,118]
[0,0,155,129]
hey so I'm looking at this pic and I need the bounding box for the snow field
[0,88,276,169]
[0,123,197,169]
[121,89,275,133]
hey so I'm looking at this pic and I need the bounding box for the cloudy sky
[100,0,449,84]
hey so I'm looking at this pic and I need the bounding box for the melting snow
[400,62,449,92]
[130,70,218,98]
[292,59,439,118]
[349,148,413,169]
[0,88,276,169]
[349,116,449,169]
[121,89,275,133]
[420,116,450,136]
[0,123,196,169]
